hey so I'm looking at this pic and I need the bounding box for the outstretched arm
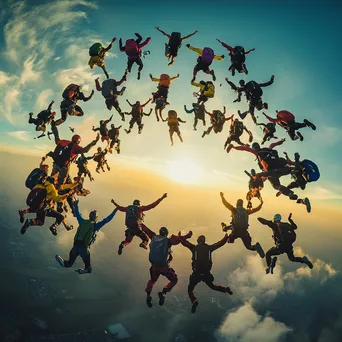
[220,192,236,214]
[288,213,297,230]
[259,75,275,87]
[169,231,192,246]
[139,37,151,49]
[225,78,238,91]
[150,74,160,82]
[94,207,118,232]
[245,48,255,55]
[143,109,153,116]
[73,200,84,225]
[177,117,186,123]
[170,73,180,81]
[217,39,234,52]
[186,45,202,55]
[214,54,225,61]
[140,193,167,212]
[184,105,194,114]
[47,100,54,112]
[233,145,257,155]
[79,91,94,102]
[119,38,125,52]
[116,74,127,86]
[269,139,285,150]
[225,114,234,121]
[191,80,202,88]
[140,223,156,239]
[81,134,100,154]
[110,199,127,212]
[92,126,100,132]
[102,37,116,53]
[210,234,228,252]
[155,27,170,39]
[178,232,196,251]
[222,106,226,115]
[182,30,198,41]
[126,99,133,107]
[247,201,263,215]
[283,152,295,165]
[204,107,212,115]
[257,217,275,229]
[142,98,152,107]
[257,122,267,128]
[95,78,102,91]
[263,112,278,123]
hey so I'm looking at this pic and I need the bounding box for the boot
[254,242,265,258]
[158,292,165,306]
[304,119,316,130]
[146,295,153,308]
[55,255,65,267]
[191,300,199,314]
[302,256,313,269]
[139,242,148,250]
[20,219,30,235]
[75,267,92,274]
[304,197,311,213]
[118,243,124,255]
[19,210,25,223]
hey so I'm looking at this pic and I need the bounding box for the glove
[221,55,225,58]
[186,44,190,48]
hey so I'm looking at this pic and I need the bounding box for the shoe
[201,131,206,138]
[124,129,130,134]
[65,225,73,231]
[107,167,111,171]
[254,242,265,258]
[297,132,304,141]
[191,300,199,314]
[118,243,124,255]
[263,103,268,110]
[139,242,148,250]
[117,149,120,154]
[226,144,233,153]
[270,256,277,274]
[49,226,57,236]
[247,201,252,209]
[302,256,313,269]
[210,70,216,81]
[21,219,30,235]
[55,255,65,267]
[304,197,311,213]
[276,191,281,197]
[146,295,152,308]
[96,169,100,174]
[231,68,235,76]
[75,267,92,274]
[265,266,271,275]
[19,210,25,223]
[289,193,298,200]
[158,292,165,306]
[221,222,228,232]
[225,287,233,295]
[191,77,195,83]
[137,72,141,80]
[304,119,316,130]
[244,64,248,75]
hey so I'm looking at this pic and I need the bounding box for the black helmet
[197,235,206,244]
[111,124,115,128]
[251,169,256,176]
[236,199,244,207]
[159,227,169,236]
[133,199,140,206]
[252,142,260,150]
[100,120,104,125]
[239,80,245,86]
[89,210,98,221]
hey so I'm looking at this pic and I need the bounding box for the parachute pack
[169,32,182,49]
[201,47,215,65]
[26,187,47,211]
[159,74,171,87]
[62,84,79,100]
[301,159,320,182]
[192,244,212,272]
[258,148,279,162]
[245,81,263,99]
[37,110,51,121]
[277,110,295,123]
[232,207,249,229]
[74,220,95,247]
[89,43,103,57]
[278,223,297,244]
[125,39,139,57]
[25,168,47,190]
[149,235,169,266]
[232,46,246,62]
[101,79,117,98]
[232,120,244,136]
[125,205,140,226]
[53,142,74,167]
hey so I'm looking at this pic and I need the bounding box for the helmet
[239,80,245,86]
[133,199,141,206]
[250,169,256,176]
[41,164,49,173]
[159,227,169,237]
[197,235,206,244]
[234,118,239,122]
[100,120,104,125]
[251,142,260,150]
[135,101,140,106]
[236,199,243,207]
[273,214,282,223]
[89,210,98,221]
[97,147,102,153]
[72,134,81,144]
[111,124,115,128]
[199,80,206,85]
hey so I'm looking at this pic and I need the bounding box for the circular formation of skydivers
[22,28,320,314]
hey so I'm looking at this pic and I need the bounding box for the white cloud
[305,186,342,200]
[19,54,42,85]
[3,87,20,123]
[0,70,17,86]
[217,304,292,342]
[7,130,31,141]
[35,89,54,112]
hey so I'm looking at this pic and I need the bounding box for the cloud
[35,89,54,112]
[7,130,31,141]
[3,87,20,123]
[0,70,17,86]
[217,304,292,342]
[19,54,42,85]
[305,186,342,200]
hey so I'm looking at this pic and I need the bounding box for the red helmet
[72,134,81,144]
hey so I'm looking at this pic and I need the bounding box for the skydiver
[184,103,206,131]
[216,39,255,76]
[257,213,313,274]
[28,100,56,138]
[155,27,198,66]
[111,194,168,255]
[124,99,152,134]
[256,121,278,144]
[154,97,168,122]
[186,44,224,82]
[224,117,253,152]
[92,115,113,145]
[92,147,110,173]
[202,106,233,137]
[108,124,122,154]
[244,169,264,209]
[220,192,265,258]
[149,73,180,103]
[178,232,233,313]
[88,37,116,79]
[191,80,215,105]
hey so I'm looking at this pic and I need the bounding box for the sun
[165,158,205,185]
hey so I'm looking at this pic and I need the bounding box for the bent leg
[188,273,201,303]
[204,273,227,293]
[161,267,178,294]
[64,246,79,267]
[145,265,161,295]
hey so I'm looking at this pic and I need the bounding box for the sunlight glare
[165,158,204,185]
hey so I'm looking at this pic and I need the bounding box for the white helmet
[273,214,282,222]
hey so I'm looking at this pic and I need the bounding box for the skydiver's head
[273,214,282,224]
[89,210,98,222]
[41,164,49,173]
[251,169,256,176]
[135,101,140,107]
[251,142,260,151]
[159,227,169,237]
[236,199,244,207]
[234,118,239,123]
[97,147,102,153]
[100,120,104,125]
[111,124,115,129]
[199,81,206,86]
[197,235,206,244]
[133,199,141,206]
[72,134,81,145]
[294,152,300,162]
[239,80,245,87]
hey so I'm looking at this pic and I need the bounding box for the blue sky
[0,0,342,204]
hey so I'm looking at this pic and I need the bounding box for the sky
[1,0,342,341]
